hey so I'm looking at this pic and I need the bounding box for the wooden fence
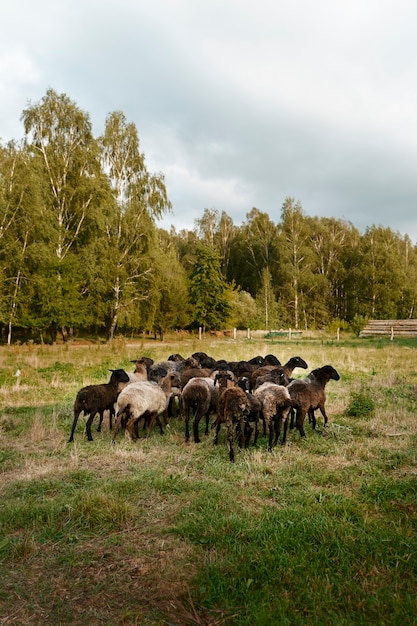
[359,319,417,338]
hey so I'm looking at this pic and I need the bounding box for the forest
[1,88,417,345]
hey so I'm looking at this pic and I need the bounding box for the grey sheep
[112,371,181,442]
[253,382,293,451]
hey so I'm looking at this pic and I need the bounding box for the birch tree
[99,111,171,340]
[0,141,41,343]
[21,89,103,341]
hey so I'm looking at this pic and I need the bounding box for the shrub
[346,390,375,417]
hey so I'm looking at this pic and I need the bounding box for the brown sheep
[251,356,308,390]
[236,376,262,447]
[182,377,219,443]
[213,386,251,462]
[68,369,130,442]
[287,365,340,441]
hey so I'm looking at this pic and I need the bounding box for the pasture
[0,334,416,625]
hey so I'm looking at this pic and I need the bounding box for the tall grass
[0,334,416,625]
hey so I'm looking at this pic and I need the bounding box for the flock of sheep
[68,351,340,461]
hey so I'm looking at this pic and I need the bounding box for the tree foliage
[1,88,417,342]
[188,244,234,330]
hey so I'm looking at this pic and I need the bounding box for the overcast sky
[2,0,417,241]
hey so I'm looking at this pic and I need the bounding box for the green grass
[0,334,417,624]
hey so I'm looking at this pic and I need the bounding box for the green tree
[21,88,105,342]
[99,111,171,341]
[195,208,237,276]
[0,141,43,343]
[255,267,280,329]
[355,226,407,318]
[188,244,234,331]
[228,208,279,296]
[229,289,257,330]
[308,216,360,325]
[279,198,315,329]
[145,229,191,340]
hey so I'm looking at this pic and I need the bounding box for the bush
[346,390,375,417]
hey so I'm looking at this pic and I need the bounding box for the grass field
[1,333,416,625]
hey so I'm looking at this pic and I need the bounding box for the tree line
[1,89,416,344]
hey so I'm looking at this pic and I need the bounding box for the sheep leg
[192,408,204,443]
[295,409,307,438]
[68,409,82,442]
[226,419,235,462]
[85,412,97,441]
[252,419,259,446]
[213,418,221,445]
[289,408,296,430]
[236,416,245,451]
[244,420,254,448]
[266,418,274,452]
[204,412,211,436]
[97,409,105,432]
[184,406,191,442]
[145,411,163,437]
[309,409,316,429]
[155,414,165,435]
[109,406,115,431]
[319,406,329,427]
[126,415,140,440]
[112,414,123,442]
[272,414,282,447]
[282,415,289,444]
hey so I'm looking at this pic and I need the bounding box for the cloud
[2,0,417,242]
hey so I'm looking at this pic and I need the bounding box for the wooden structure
[359,319,417,338]
[265,329,303,339]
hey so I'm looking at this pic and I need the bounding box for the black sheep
[68,369,130,442]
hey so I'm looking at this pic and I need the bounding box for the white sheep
[112,371,180,442]
[253,382,292,451]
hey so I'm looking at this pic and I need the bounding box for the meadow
[0,333,416,625]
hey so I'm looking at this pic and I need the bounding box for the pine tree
[188,244,233,331]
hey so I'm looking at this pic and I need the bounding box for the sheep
[287,364,340,441]
[179,365,214,388]
[112,371,181,442]
[181,377,219,443]
[128,359,149,383]
[263,354,282,366]
[68,369,130,442]
[250,356,308,390]
[253,367,289,390]
[148,359,178,384]
[282,356,308,378]
[191,351,218,369]
[253,382,293,451]
[236,376,262,447]
[213,385,251,462]
[227,359,261,381]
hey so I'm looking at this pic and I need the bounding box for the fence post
[199,326,202,340]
